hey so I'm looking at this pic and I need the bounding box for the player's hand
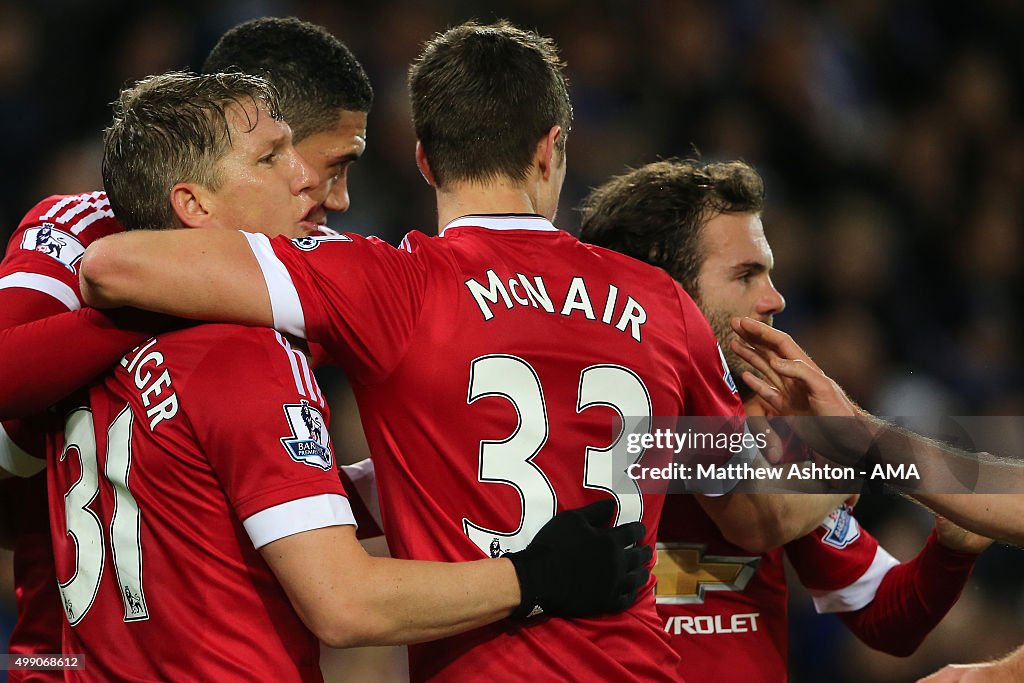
[730,317,881,466]
[743,396,786,464]
[506,499,651,619]
[934,514,995,555]
[919,661,1020,682]
[729,317,853,417]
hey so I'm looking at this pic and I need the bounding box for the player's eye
[259,153,277,165]
[738,272,753,284]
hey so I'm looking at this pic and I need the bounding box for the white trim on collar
[440,214,558,236]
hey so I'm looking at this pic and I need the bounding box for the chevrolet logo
[654,542,760,605]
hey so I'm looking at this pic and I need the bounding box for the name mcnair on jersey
[465,269,648,342]
[119,338,179,430]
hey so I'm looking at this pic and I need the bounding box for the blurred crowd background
[2,0,1022,681]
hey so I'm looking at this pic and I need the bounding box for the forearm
[0,308,161,417]
[263,526,520,649]
[839,529,978,656]
[698,491,847,553]
[914,493,1024,546]
[80,229,272,325]
[336,556,519,647]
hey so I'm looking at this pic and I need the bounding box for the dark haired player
[80,21,747,682]
[0,17,372,678]
[579,158,991,682]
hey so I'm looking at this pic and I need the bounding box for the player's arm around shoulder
[79,229,272,326]
[261,499,653,648]
[260,525,520,648]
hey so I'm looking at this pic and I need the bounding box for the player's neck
[434,178,549,233]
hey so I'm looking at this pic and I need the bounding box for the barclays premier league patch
[280,400,333,470]
[820,505,861,549]
[20,223,86,271]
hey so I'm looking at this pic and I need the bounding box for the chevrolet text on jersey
[464,269,648,342]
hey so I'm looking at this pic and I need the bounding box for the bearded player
[579,158,992,682]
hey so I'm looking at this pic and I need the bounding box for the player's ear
[169,183,212,229]
[415,141,437,188]
[535,126,562,181]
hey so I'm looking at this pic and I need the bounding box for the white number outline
[463,356,653,556]
[578,364,650,526]
[57,405,149,626]
[463,355,556,555]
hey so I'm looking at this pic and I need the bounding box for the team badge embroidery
[820,505,861,549]
[280,400,333,470]
[21,223,86,270]
[291,233,353,251]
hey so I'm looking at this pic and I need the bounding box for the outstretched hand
[729,317,855,418]
[730,317,882,466]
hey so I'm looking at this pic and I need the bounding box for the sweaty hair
[579,159,765,295]
[408,20,572,187]
[203,16,373,142]
[102,71,281,230]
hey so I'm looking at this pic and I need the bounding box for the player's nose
[290,152,318,196]
[758,279,786,317]
[323,179,350,214]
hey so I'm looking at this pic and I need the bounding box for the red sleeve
[786,506,881,595]
[185,327,350,525]
[838,529,978,656]
[249,231,428,384]
[0,296,165,418]
[0,193,148,417]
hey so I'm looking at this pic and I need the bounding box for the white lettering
[560,277,596,319]
[121,338,158,373]
[507,278,530,306]
[465,270,513,321]
[139,370,172,407]
[615,296,647,342]
[516,274,554,312]
[133,352,164,390]
[601,284,619,324]
[664,612,760,636]
[146,394,179,430]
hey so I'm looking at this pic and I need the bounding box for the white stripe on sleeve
[243,493,355,549]
[0,272,80,311]
[242,232,307,339]
[0,422,45,478]
[810,545,900,613]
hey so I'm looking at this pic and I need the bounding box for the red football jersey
[1,192,122,310]
[656,498,896,683]
[245,214,745,681]
[47,325,355,682]
[0,192,123,681]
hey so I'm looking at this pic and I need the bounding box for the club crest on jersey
[291,233,353,251]
[280,400,332,470]
[821,505,861,549]
[21,223,86,270]
[717,344,738,394]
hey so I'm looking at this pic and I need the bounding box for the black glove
[506,499,651,619]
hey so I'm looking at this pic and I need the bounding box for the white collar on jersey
[440,214,559,236]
